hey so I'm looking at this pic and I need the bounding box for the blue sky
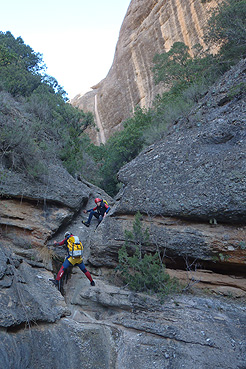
[0,0,130,99]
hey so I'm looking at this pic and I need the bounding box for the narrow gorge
[0,0,245,368]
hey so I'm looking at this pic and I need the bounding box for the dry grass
[37,246,58,266]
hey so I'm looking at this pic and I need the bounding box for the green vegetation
[117,212,181,297]
[1,0,245,192]
[85,0,246,196]
[0,31,94,179]
[204,0,246,65]
[86,107,153,194]
[0,31,44,97]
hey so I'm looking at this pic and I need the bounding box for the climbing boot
[49,279,58,286]
[91,281,95,286]
[82,221,90,227]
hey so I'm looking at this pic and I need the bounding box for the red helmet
[95,198,101,204]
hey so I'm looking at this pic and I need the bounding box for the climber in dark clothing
[49,231,95,286]
[82,198,110,227]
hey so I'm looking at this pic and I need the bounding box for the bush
[0,116,47,179]
[204,0,246,64]
[0,31,44,97]
[117,212,181,297]
[88,107,152,196]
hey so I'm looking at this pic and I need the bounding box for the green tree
[0,31,44,96]
[0,62,42,96]
[153,41,219,89]
[153,42,192,86]
[0,31,44,72]
[0,44,17,66]
[0,32,68,98]
[58,107,94,176]
[117,212,181,296]
[205,0,246,64]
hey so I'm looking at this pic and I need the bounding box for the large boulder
[0,245,68,328]
[116,59,246,224]
[0,162,90,211]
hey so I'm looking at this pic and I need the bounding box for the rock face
[86,60,246,298]
[0,159,113,249]
[116,59,246,224]
[0,249,245,369]
[0,163,90,211]
[0,58,246,368]
[71,0,219,144]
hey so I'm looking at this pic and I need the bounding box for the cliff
[89,58,246,285]
[0,56,245,368]
[70,0,219,144]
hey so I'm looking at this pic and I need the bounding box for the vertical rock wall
[71,0,219,144]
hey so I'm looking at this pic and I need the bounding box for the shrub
[88,107,152,196]
[0,31,44,97]
[204,0,246,64]
[117,212,181,297]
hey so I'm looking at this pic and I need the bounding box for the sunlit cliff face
[71,0,220,145]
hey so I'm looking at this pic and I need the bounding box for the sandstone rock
[86,214,246,292]
[0,198,74,248]
[0,161,113,251]
[166,268,246,298]
[71,0,220,144]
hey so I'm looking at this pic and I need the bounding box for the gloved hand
[53,241,59,246]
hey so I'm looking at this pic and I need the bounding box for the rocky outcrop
[0,234,245,369]
[66,276,246,369]
[71,0,220,144]
[0,244,118,369]
[86,59,246,297]
[0,58,245,368]
[116,59,246,224]
[0,159,113,249]
[0,250,245,369]
[0,163,90,211]
[0,246,68,328]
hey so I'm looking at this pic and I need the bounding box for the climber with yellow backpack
[49,231,95,287]
[82,198,110,228]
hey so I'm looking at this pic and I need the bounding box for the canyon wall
[71,0,219,144]
[0,59,245,369]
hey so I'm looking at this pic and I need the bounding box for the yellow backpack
[67,236,83,258]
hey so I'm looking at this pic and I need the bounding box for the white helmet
[64,231,71,238]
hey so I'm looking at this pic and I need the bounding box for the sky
[0,0,130,99]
